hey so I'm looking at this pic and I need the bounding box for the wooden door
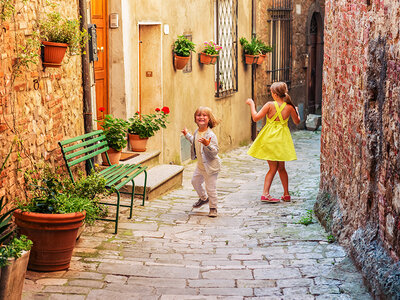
[91,0,109,122]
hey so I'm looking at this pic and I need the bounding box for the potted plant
[173,35,195,70]
[199,40,222,65]
[13,166,108,272]
[38,11,88,68]
[0,145,32,300]
[128,107,170,152]
[96,110,129,165]
[239,37,260,65]
[255,39,273,65]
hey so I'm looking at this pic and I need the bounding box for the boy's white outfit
[184,128,221,209]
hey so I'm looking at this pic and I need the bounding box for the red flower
[155,108,160,112]
[136,111,140,114]
[161,106,170,114]
[99,107,105,112]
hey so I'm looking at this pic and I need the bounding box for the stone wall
[315,0,400,297]
[0,0,84,207]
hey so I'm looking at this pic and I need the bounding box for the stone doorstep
[120,150,161,168]
[121,164,184,200]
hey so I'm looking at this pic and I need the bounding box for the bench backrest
[58,130,109,182]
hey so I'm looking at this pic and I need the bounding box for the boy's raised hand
[199,137,211,146]
[181,128,188,136]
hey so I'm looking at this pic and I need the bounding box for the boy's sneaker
[208,208,217,218]
[193,198,209,208]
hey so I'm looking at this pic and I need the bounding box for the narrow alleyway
[23,131,372,299]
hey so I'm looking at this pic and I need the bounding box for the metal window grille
[267,0,292,88]
[215,0,238,98]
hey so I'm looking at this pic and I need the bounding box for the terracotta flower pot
[0,250,30,300]
[101,148,122,166]
[128,134,148,152]
[199,53,218,65]
[13,210,85,272]
[256,54,266,65]
[41,41,68,68]
[174,54,190,70]
[244,54,259,65]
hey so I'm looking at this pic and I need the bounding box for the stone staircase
[119,150,184,200]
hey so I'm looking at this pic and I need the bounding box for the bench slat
[115,167,147,190]
[106,165,141,186]
[65,140,108,160]
[67,148,107,167]
[63,135,107,154]
[59,130,104,146]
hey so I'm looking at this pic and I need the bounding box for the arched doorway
[306,11,323,115]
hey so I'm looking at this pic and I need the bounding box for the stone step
[120,150,160,168]
[121,164,184,200]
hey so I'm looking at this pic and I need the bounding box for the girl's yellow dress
[247,101,297,161]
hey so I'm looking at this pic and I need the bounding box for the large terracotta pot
[174,54,190,70]
[199,53,218,65]
[101,148,122,165]
[41,41,68,67]
[128,134,148,152]
[0,250,30,300]
[13,210,85,272]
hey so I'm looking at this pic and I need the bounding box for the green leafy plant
[173,35,196,57]
[97,113,129,151]
[327,234,335,243]
[0,235,32,267]
[201,40,222,55]
[38,11,88,55]
[255,38,273,54]
[128,106,170,139]
[239,37,260,55]
[297,209,314,226]
[21,166,109,225]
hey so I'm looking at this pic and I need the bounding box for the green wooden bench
[58,130,147,234]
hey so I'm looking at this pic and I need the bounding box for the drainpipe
[251,0,257,140]
[79,0,93,173]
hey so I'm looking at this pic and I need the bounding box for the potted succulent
[173,35,196,70]
[13,166,108,272]
[96,110,129,165]
[199,40,222,65]
[38,11,88,68]
[239,37,260,65]
[128,107,170,152]
[255,39,273,65]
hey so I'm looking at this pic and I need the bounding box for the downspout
[79,0,93,173]
[251,0,257,140]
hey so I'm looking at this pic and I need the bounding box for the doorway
[91,0,109,122]
[306,12,323,115]
[138,24,162,151]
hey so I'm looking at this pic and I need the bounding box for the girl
[182,107,221,217]
[246,82,300,203]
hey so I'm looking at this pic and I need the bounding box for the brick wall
[0,0,85,207]
[316,0,400,297]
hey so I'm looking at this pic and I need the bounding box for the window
[215,0,238,97]
[267,1,292,87]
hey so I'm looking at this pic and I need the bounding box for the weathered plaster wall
[111,0,253,164]
[0,0,84,205]
[315,0,400,297]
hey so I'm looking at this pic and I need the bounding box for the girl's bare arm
[290,106,301,125]
[246,98,269,122]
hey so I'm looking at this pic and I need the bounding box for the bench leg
[115,191,120,234]
[129,179,135,219]
[142,170,147,206]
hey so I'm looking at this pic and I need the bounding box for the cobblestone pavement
[23,131,372,299]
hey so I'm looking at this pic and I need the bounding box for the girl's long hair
[194,106,220,128]
[270,82,298,116]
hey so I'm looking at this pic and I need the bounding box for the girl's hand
[199,137,211,146]
[181,128,188,136]
[246,98,254,106]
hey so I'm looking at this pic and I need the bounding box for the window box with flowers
[128,107,170,152]
[96,108,129,165]
[199,40,222,65]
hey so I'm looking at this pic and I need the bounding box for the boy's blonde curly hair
[194,106,220,129]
